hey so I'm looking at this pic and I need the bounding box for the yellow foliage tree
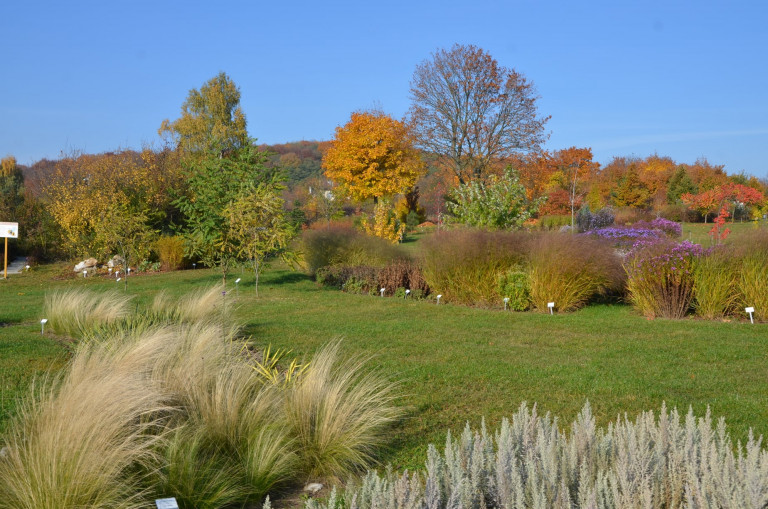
[44,152,159,261]
[361,200,405,244]
[322,111,425,203]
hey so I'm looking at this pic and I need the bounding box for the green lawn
[681,219,761,245]
[1,260,767,472]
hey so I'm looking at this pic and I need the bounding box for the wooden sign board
[0,222,18,238]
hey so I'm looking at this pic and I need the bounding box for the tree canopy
[159,72,248,157]
[322,111,425,202]
[409,44,550,184]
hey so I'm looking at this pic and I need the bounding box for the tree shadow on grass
[262,272,313,285]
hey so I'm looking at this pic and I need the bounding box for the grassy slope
[1,225,767,471]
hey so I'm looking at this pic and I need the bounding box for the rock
[107,255,125,268]
[303,483,323,495]
[74,258,98,272]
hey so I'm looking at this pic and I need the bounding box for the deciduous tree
[223,181,296,295]
[174,144,274,282]
[409,44,549,183]
[159,72,248,158]
[322,111,425,203]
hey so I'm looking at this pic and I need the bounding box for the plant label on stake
[380,288,385,297]
[1,221,18,280]
[745,307,755,324]
[436,294,442,305]
[40,318,47,335]
[155,499,179,509]
[503,297,510,311]
[405,289,411,299]
[548,302,555,315]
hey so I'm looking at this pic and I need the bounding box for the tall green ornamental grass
[420,229,531,306]
[1,288,400,508]
[301,225,405,276]
[693,246,738,319]
[625,240,703,319]
[307,403,768,509]
[733,228,768,322]
[528,234,624,312]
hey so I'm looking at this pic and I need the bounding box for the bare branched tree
[409,44,550,183]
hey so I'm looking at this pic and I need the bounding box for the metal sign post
[1,222,19,279]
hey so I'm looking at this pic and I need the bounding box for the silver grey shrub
[307,402,768,509]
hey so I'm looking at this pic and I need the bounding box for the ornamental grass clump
[285,342,401,481]
[420,229,530,306]
[693,246,739,319]
[3,288,401,508]
[528,234,624,312]
[0,336,171,509]
[301,225,405,276]
[733,228,768,321]
[307,402,768,509]
[625,240,703,319]
[42,289,132,338]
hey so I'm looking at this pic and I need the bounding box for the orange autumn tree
[322,111,425,241]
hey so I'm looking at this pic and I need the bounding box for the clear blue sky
[2,1,766,177]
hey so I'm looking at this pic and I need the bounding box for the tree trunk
[252,258,260,297]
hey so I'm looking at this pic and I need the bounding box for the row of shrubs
[0,288,399,509]
[302,226,623,312]
[307,402,768,509]
[301,224,768,321]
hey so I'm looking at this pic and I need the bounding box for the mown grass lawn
[1,259,767,472]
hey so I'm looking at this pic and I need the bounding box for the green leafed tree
[159,72,248,158]
[174,144,277,282]
[223,182,296,295]
[666,165,698,204]
[446,167,542,229]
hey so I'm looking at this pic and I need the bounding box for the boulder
[107,255,125,268]
[73,257,98,272]
[303,483,323,496]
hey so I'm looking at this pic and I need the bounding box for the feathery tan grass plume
[286,341,401,480]
[43,289,132,338]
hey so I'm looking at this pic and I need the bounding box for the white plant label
[745,307,755,313]
[155,498,179,509]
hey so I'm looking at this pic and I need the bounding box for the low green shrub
[529,234,624,312]
[307,402,768,509]
[316,265,378,293]
[496,269,531,311]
